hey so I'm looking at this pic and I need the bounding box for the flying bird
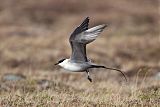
[55,17,127,82]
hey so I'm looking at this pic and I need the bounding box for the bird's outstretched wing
[69,17,106,62]
[69,17,89,62]
[70,17,89,41]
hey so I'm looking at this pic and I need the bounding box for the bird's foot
[87,76,92,82]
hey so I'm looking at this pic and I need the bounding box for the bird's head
[54,58,66,65]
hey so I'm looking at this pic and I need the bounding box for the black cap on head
[54,58,66,65]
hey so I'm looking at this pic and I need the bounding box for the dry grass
[0,0,160,106]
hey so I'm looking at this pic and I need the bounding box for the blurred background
[0,0,159,106]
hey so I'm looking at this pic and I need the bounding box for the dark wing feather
[69,17,89,62]
[70,17,89,41]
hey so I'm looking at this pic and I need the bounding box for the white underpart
[58,59,85,72]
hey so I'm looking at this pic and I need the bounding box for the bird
[55,17,127,82]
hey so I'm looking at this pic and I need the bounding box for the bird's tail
[91,65,127,81]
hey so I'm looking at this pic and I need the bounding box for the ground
[0,0,159,106]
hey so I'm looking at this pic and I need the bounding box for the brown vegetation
[0,0,159,106]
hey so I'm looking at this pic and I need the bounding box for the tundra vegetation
[0,0,159,106]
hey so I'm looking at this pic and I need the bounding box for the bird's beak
[54,62,59,65]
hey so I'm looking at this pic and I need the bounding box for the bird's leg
[86,69,92,82]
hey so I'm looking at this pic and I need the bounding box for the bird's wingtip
[85,17,89,20]
[103,24,108,28]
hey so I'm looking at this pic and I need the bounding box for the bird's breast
[61,62,87,72]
